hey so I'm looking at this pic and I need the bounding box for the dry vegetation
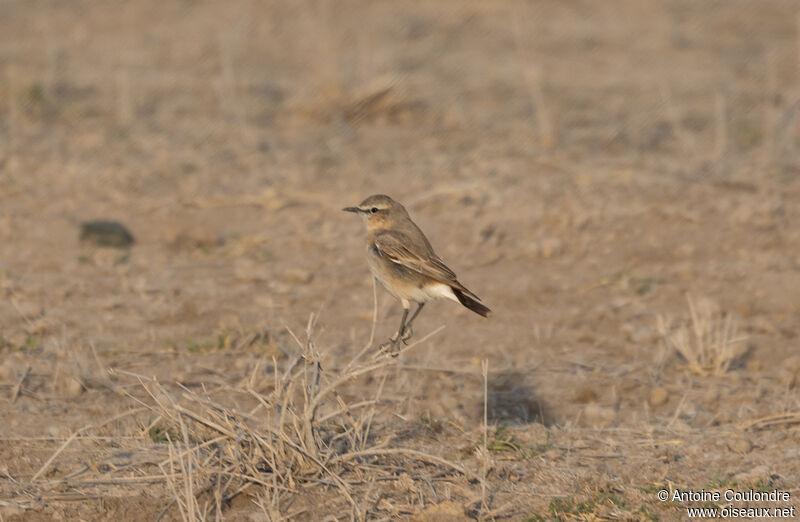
[657,296,747,377]
[2,0,800,520]
[120,314,482,521]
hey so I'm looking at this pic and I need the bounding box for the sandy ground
[1,0,800,520]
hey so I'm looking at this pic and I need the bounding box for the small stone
[649,387,669,407]
[573,385,597,403]
[58,376,84,398]
[80,220,134,248]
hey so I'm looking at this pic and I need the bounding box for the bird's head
[343,194,408,231]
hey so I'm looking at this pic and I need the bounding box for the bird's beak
[342,206,360,213]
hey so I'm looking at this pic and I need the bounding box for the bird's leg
[400,303,425,343]
[390,307,409,343]
[379,307,409,353]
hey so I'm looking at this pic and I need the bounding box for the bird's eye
[370,207,379,214]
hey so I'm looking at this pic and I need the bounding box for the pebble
[57,376,84,398]
[80,220,134,248]
[649,387,669,407]
[573,385,597,403]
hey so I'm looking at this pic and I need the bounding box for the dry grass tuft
[657,295,747,376]
[115,314,468,520]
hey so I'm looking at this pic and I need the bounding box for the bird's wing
[373,230,458,283]
[374,231,483,302]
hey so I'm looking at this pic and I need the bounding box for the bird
[343,194,490,351]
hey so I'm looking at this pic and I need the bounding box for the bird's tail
[452,287,491,317]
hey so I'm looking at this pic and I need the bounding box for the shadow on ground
[484,370,555,426]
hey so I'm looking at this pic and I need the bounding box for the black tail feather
[453,287,491,317]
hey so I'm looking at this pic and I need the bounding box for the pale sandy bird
[344,194,490,349]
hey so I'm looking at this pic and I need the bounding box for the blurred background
[3,0,800,418]
[1,0,799,517]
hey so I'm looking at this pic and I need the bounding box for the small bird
[344,194,490,350]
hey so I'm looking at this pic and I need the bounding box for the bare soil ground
[1,1,800,520]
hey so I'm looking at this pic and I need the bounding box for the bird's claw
[401,325,413,344]
[377,337,402,357]
[376,324,414,356]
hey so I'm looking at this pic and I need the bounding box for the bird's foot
[377,335,402,357]
[400,325,413,344]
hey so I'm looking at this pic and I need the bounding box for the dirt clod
[649,387,669,407]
